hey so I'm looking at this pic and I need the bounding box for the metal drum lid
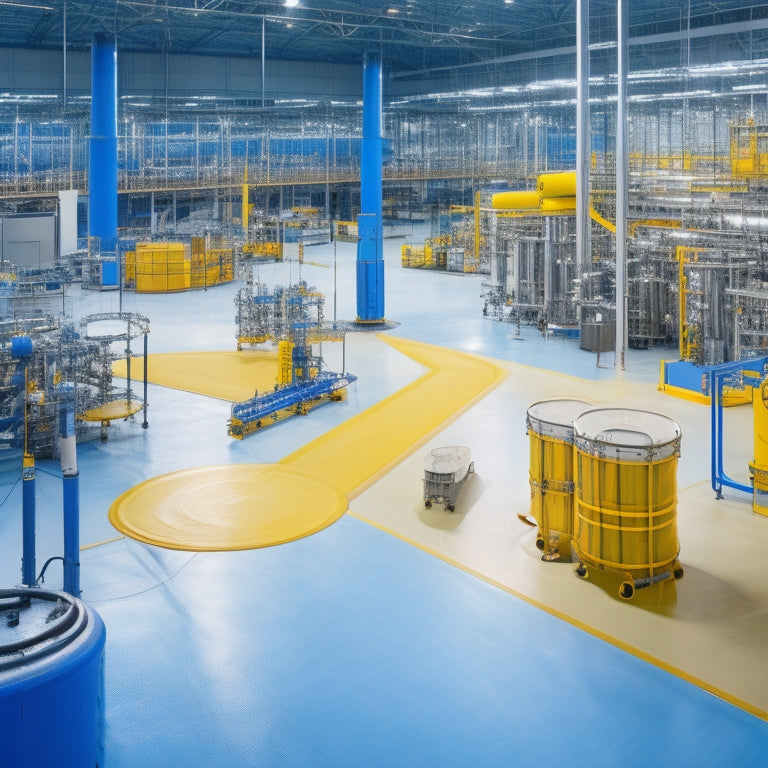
[573,408,681,462]
[424,446,471,477]
[0,589,87,673]
[526,399,593,441]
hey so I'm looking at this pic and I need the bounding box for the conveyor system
[228,371,357,439]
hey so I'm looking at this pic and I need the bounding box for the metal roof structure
[1,0,767,76]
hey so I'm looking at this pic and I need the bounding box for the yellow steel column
[241,165,249,236]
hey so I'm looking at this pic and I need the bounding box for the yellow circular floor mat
[108,464,348,551]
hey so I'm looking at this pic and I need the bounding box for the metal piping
[615,0,628,370]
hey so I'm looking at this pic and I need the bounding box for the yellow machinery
[750,380,768,516]
[572,408,684,600]
[125,240,234,292]
[526,399,593,560]
[333,221,358,242]
[243,241,283,260]
[126,242,190,292]
[730,119,768,178]
[401,243,441,269]
[190,238,234,288]
[402,192,482,273]
[277,340,294,387]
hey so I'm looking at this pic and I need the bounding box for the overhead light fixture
[386,8,399,13]
[284,0,299,6]
[0,2,54,9]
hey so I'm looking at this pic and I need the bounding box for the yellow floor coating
[109,336,505,551]
[112,350,279,402]
[109,465,348,551]
[283,336,506,497]
[347,355,768,719]
[106,332,768,716]
[80,399,145,422]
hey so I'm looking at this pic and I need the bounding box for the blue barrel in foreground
[0,588,106,767]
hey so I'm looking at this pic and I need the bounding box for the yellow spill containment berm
[526,399,593,560]
[572,408,683,600]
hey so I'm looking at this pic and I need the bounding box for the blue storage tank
[10,335,32,359]
[0,588,106,767]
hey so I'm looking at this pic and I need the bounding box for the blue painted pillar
[356,53,385,323]
[22,453,36,587]
[60,401,80,597]
[13,338,35,587]
[89,34,118,259]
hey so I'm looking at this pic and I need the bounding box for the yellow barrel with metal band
[572,408,683,599]
[526,399,592,560]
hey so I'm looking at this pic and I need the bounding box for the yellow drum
[572,408,683,599]
[526,399,592,560]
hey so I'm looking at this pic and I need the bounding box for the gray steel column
[576,0,590,283]
[261,17,266,110]
[615,0,628,369]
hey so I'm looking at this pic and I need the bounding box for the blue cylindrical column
[356,53,385,323]
[21,454,35,587]
[63,474,79,596]
[60,401,79,597]
[89,34,118,259]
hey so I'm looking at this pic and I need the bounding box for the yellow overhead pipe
[627,219,681,238]
[537,171,576,199]
[490,190,540,210]
[589,207,616,233]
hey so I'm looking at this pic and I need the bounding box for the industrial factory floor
[2,228,768,766]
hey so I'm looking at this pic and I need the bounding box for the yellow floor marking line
[347,510,768,723]
[109,337,506,550]
[112,350,279,402]
[80,535,125,551]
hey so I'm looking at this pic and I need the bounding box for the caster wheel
[619,581,635,600]
[425,500,432,509]
[673,567,684,580]
[575,564,588,579]
[446,504,455,512]
[535,537,546,551]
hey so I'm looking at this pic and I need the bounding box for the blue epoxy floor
[2,228,768,766]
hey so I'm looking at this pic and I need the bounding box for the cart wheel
[446,503,455,512]
[673,566,684,580]
[619,581,635,600]
[468,461,475,474]
[575,563,588,579]
[424,500,432,509]
[535,537,546,551]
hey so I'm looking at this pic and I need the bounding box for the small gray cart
[423,446,475,511]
